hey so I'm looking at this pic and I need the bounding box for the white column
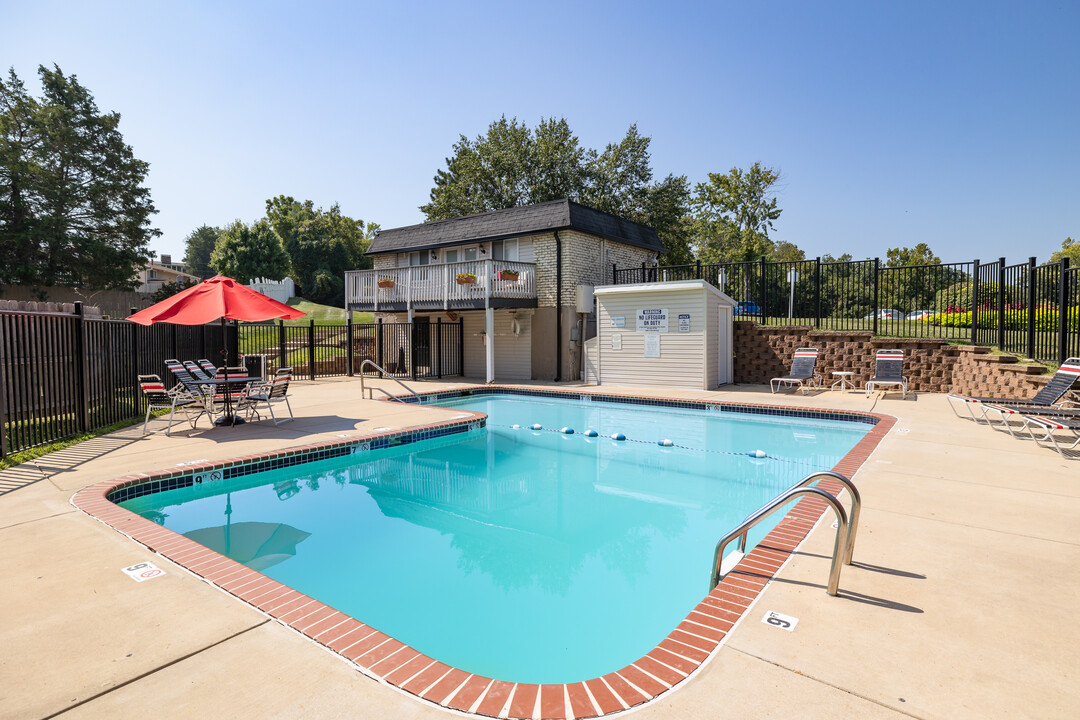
[485,307,495,383]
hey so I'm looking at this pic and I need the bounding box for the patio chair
[183,360,212,382]
[977,402,1080,438]
[165,359,211,397]
[238,367,294,425]
[197,359,218,378]
[947,358,1080,421]
[866,349,908,398]
[1021,414,1080,459]
[770,348,822,395]
[138,374,206,436]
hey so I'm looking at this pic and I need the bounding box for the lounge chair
[165,359,211,397]
[138,374,207,436]
[947,357,1080,421]
[770,348,822,395]
[866,349,908,398]
[184,360,212,382]
[977,402,1080,438]
[197,359,218,378]
[1021,414,1080,459]
[238,367,294,424]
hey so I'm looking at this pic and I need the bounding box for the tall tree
[0,65,158,289]
[183,224,220,279]
[422,117,690,266]
[1050,237,1079,265]
[885,243,941,267]
[691,163,785,263]
[265,196,372,306]
[210,219,290,284]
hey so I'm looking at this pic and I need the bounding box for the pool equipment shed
[585,280,735,390]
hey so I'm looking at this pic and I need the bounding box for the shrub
[934,281,1016,312]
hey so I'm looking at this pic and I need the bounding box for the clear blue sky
[5,0,1077,265]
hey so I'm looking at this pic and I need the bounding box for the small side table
[831,371,856,391]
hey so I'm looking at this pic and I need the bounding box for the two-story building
[135,254,200,294]
[345,199,664,382]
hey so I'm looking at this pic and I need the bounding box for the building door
[412,316,431,373]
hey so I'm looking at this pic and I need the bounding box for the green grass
[1,413,164,471]
[284,346,346,363]
[282,297,373,325]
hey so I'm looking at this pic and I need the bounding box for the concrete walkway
[1,378,1076,719]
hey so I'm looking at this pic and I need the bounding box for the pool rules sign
[636,308,668,332]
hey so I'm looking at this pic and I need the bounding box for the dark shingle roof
[366,199,665,256]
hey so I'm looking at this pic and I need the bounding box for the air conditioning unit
[575,284,595,314]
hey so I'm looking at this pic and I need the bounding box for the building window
[492,239,519,262]
[463,247,478,262]
[444,249,458,263]
[409,251,430,267]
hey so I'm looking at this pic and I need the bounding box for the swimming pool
[115,392,871,685]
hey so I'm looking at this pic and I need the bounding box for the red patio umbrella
[128,276,306,424]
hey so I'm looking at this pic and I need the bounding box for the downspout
[555,230,562,382]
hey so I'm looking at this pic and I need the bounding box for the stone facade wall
[733,321,1053,398]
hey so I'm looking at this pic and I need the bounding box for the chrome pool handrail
[710,486,849,596]
[793,471,861,565]
[358,360,421,403]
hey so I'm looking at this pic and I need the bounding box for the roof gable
[367,200,664,256]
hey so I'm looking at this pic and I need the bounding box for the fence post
[73,302,90,432]
[376,318,384,370]
[1027,257,1037,359]
[612,263,617,285]
[814,257,822,329]
[997,257,1006,351]
[171,323,178,363]
[971,259,980,346]
[410,322,418,381]
[346,313,354,377]
[873,258,880,336]
[130,307,140,414]
[641,261,646,284]
[1059,257,1071,364]
[307,319,316,381]
[278,319,286,371]
[696,260,702,280]
[436,317,443,378]
[759,256,767,320]
[0,314,7,459]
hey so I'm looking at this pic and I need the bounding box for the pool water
[121,394,869,683]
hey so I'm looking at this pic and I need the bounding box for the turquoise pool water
[121,394,869,683]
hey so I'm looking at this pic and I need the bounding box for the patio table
[199,375,262,426]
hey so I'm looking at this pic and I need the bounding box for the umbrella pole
[215,317,244,426]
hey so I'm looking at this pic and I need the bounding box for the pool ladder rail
[711,471,861,597]
[358,360,422,403]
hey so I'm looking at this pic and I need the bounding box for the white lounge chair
[770,348,822,395]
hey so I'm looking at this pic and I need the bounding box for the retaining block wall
[733,321,1052,399]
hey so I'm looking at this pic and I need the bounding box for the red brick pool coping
[71,389,895,719]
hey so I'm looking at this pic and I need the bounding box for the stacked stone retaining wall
[733,321,1053,399]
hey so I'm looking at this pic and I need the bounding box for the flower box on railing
[456,273,477,285]
[497,270,520,281]
[377,278,395,289]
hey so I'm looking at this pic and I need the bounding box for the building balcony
[345,259,538,313]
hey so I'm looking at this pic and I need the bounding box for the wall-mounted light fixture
[430,250,438,260]
[480,244,487,255]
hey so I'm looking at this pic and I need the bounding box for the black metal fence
[1,306,463,459]
[615,256,1078,363]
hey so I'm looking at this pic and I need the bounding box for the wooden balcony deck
[345,260,538,312]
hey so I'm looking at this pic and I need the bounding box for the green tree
[1050,237,1079,265]
[885,243,941,267]
[183,224,220,279]
[0,65,158,289]
[422,117,690,266]
[691,163,785,263]
[265,196,372,306]
[210,219,290,284]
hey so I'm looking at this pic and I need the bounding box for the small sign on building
[610,316,626,328]
[636,308,668,332]
[611,333,622,350]
[644,333,661,357]
[678,313,691,332]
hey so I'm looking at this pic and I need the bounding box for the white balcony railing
[345,259,536,310]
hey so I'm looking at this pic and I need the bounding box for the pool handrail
[792,471,861,565]
[358,360,422,403]
[711,486,849,596]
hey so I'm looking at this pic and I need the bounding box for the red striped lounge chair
[770,348,822,395]
[947,358,1080,422]
[866,349,908,399]
[138,374,207,436]
[1021,414,1080,459]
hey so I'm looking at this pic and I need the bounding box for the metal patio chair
[238,367,294,425]
[183,360,212,381]
[770,348,822,395]
[947,357,1080,422]
[866,349,908,399]
[138,374,207,436]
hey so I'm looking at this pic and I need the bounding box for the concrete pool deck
[1,378,1077,719]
